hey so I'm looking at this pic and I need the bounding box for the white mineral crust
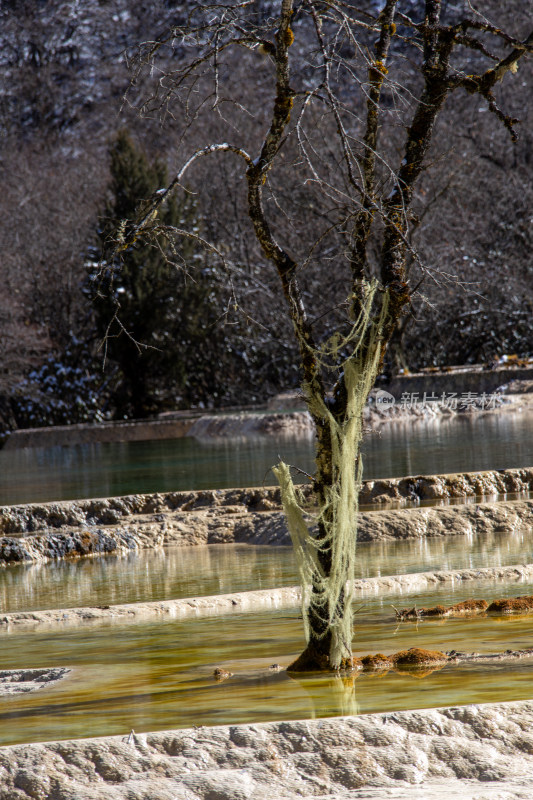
[2,701,533,799]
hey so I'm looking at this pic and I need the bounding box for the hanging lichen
[273,281,388,669]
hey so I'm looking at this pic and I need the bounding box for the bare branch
[123,143,252,243]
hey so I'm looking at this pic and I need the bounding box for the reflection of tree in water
[287,672,360,719]
[287,656,451,718]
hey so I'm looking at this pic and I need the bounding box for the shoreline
[3,563,533,630]
[2,700,533,798]
[1,464,532,565]
[3,384,532,452]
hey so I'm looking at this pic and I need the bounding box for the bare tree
[116,0,532,671]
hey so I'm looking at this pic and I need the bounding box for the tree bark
[125,0,533,673]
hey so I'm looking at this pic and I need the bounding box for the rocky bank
[2,700,533,799]
[1,497,532,565]
[1,467,532,565]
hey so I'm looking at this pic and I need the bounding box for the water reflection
[1,412,532,506]
[1,526,532,614]
[289,672,361,718]
[3,581,533,746]
[0,545,295,614]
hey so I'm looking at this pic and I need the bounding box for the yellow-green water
[2,527,533,614]
[2,580,533,746]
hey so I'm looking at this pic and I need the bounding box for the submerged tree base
[287,644,362,673]
[288,645,448,673]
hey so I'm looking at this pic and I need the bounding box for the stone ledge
[2,699,533,799]
[2,416,196,450]
[1,467,532,534]
[1,498,531,565]
[0,668,70,696]
[3,563,533,630]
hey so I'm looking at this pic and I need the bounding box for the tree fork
[124,0,532,675]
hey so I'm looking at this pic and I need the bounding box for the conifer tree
[87,130,229,417]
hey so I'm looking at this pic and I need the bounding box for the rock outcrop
[0,668,70,696]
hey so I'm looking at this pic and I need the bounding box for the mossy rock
[487,596,533,614]
[360,653,393,671]
[392,647,447,669]
[450,599,488,613]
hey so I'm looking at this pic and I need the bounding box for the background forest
[0,0,531,442]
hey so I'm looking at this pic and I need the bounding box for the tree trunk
[287,400,362,672]
[287,544,354,672]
